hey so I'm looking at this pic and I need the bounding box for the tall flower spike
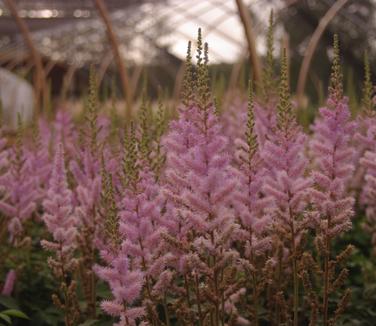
[182,40,195,106]
[362,51,374,114]
[86,65,99,154]
[69,143,102,318]
[1,270,16,296]
[99,160,120,252]
[260,46,313,324]
[162,48,239,321]
[0,98,3,127]
[196,29,211,109]
[329,34,343,102]
[231,78,272,325]
[42,143,76,251]
[246,79,258,160]
[0,114,38,241]
[262,10,275,100]
[309,39,355,323]
[277,48,294,134]
[122,122,139,189]
[196,28,203,69]
[138,94,152,161]
[41,143,82,324]
[150,97,167,177]
[15,114,23,163]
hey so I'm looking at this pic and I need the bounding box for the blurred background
[0,0,374,126]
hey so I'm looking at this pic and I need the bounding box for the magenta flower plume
[0,132,9,187]
[352,54,376,195]
[232,84,273,259]
[95,256,145,324]
[233,136,272,236]
[161,96,240,322]
[1,269,16,296]
[70,148,101,228]
[221,99,247,153]
[259,51,312,325]
[352,115,376,191]
[261,51,312,248]
[360,150,376,254]
[303,36,356,325]
[119,168,163,272]
[0,133,38,242]
[96,166,163,323]
[262,128,311,231]
[163,104,237,243]
[41,143,76,253]
[253,100,277,148]
[310,36,356,241]
[310,96,355,236]
[161,105,202,235]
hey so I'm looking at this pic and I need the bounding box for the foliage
[0,29,376,326]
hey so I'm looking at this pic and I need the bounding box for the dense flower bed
[0,32,376,326]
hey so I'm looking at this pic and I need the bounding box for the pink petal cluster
[253,100,278,148]
[1,269,16,296]
[0,138,38,241]
[360,150,376,253]
[95,167,163,324]
[310,96,356,237]
[262,121,312,238]
[232,136,272,252]
[41,143,77,254]
[163,104,237,248]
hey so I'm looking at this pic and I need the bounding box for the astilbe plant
[352,52,376,195]
[360,147,376,255]
[68,69,105,318]
[1,269,16,296]
[261,50,312,326]
[28,118,53,210]
[148,99,168,178]
[0,124,15,300]
[231,81,273,325]
[358,56,376,254]
[221,98,247,155]
[0,125,9,243]
[307,35,355,326]
[355,53,376,250]
[161,32,241,325]
[41,143,80,326]
[2,26,371,326]
[254,10,278,149]
[0,119,39,243]
[95,130,166,325]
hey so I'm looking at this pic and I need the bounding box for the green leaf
[0,296,19,310]
[0,313,10,324]
[78,320,99,326]
[2,309,29,319]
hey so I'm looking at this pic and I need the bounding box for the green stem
[291,220,299,326]
[195,274,204,326]
[323,234,330,326]
[163,294,171,326]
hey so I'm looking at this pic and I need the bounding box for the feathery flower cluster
[42,143,76,253]
[95,166,163,325]
[1,28,373,326]
[306,35,356,325]
[0,122,39,242]
[259,50,312,326]
[41,143,80,326]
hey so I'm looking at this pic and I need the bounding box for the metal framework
[0,0,370,109]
